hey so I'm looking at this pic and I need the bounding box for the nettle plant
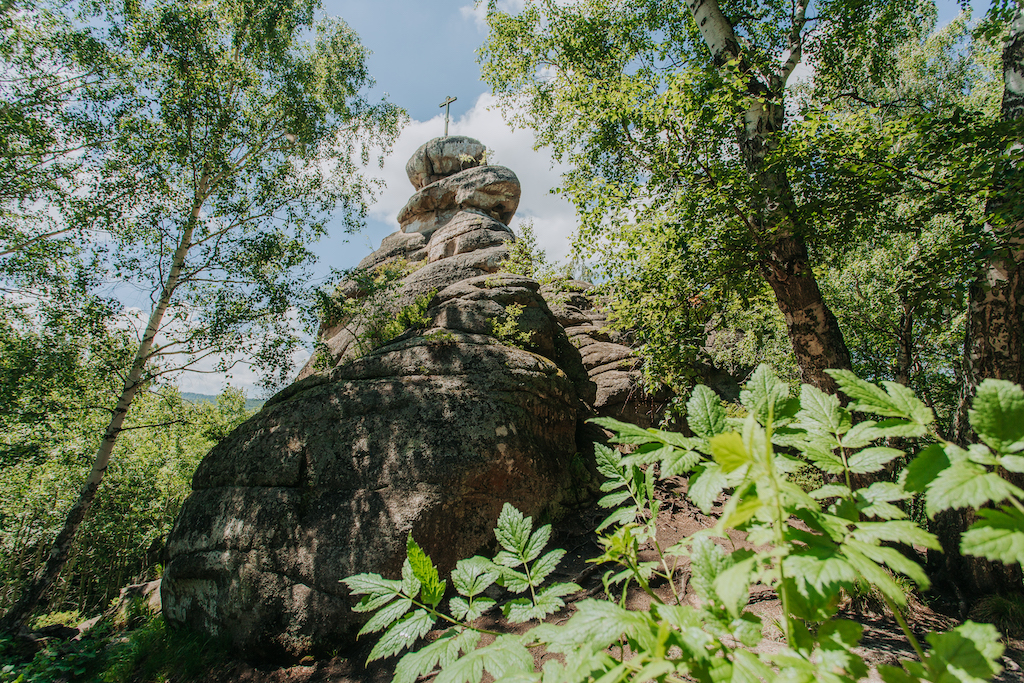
[344,366,1024,683]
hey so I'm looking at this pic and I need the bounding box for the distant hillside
[180,392,264,411]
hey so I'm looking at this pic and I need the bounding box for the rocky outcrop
[162,138,594,659]
[542,280,670,427]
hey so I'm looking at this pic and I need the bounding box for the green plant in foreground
[347,366,1022,682]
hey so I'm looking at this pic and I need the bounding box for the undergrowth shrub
[346,366,1024,682]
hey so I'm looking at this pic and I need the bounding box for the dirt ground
[211,476,1024,683]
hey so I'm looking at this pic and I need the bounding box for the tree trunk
[688,0,852,394]
[937,8,1024,605]
[0,192,203,633]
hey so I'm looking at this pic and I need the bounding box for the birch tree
[479,0,928,394]
[0,0,402,631]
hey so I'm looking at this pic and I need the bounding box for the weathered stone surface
[426,210,513,263]
[163,333,583,659]
[356,230,427,271]
[540,281,668,426]
[406,136,487,190]
[398,166,520,234]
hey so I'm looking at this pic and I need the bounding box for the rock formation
[161,136,664,659]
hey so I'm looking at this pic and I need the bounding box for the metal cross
[439,96,457,137]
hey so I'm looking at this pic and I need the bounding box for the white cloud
[459,0,525,32]
[366,92,578,261]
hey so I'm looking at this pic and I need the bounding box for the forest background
[1,0,1023,652]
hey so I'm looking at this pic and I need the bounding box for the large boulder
[398,166,520,236]
[405,136,487,190]
[162,330,582,658]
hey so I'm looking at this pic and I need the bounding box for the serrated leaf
[393,629,481,683]
[847,539,930,589]
[859,481,910,503]
[495,503,532,556]
[435,634,532,683]
[827,369,903,416]
[926,460,1024,518]
[690,536,729,600]
[401,559,421,598]
[343,573,403,597]
[367,609,436,663]
[596,506,636,532]
[689,462,728,513]
[687,384,727,438]
[530,549,565,585]
[961,506,1024,565]
[522,524,551,563]
[713,555,755,617]
[661,448,702,477]
[903,443,949,493]
[741,364,791,424]
[1001,454,1024,472]
[786,552,858,596]
[851,521,941,550]
[622,443,675,467]
[711,431,749,472]
[358,597,413,637]
[450,596,496,621]
[801,444,846,475]
[880,381,933,425]
[841,545,908,606]
[598,490,630,509]
[541,599,644,653]
[590,416,660,445]
[496,566,530,593]
[593,443,624,481]
[797,383,851,434]
[407,535,445,607]
[926,621,1004,681]
[452,557,497,598]
[810,484,851,500]
[969,379,1024,454]
[871,418,928,439]
[847,447,903,474]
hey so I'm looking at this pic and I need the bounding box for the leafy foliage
[0,387,253,615]
[349,366,1023,682]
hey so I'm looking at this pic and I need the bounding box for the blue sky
[179,0,993,395]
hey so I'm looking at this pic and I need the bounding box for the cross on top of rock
[439,95,457,137]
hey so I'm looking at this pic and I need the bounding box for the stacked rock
[297,136,523,377]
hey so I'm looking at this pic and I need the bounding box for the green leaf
[343,573,403,597]
[851,521,941,550]
[495,503,533,556]
[436,635,532,683]
[661,448,702,477]
[969,379,1024,454]
[925,460,1024,518]
[687,384,727,438]
[367,609,436,663]
[358,597,413,637]
[407,534,446,607]
[797,383,851,434]
[847,447,903,474]
[589,417,660,445]
[401,559,421,599]
[689,462,728,513]
[598,490,630,509]
[451,557,498,598]
[495,566,531,594]
[903,443,949,493]
[596,506,636,532]
[810,484,851,500]
[926,621,1004,681]
[880,381,933,425]
[711,431,749,473]
[960,506,1024,566]
[522,524,551,563]
[393,629,481,683]
[1001,454,1024,472]
[593,444,625,482]
[801,444,847,475]
[713,555,755,617]
[740,364,790,423]
[827,370,903,416]
[530,549,566,585]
